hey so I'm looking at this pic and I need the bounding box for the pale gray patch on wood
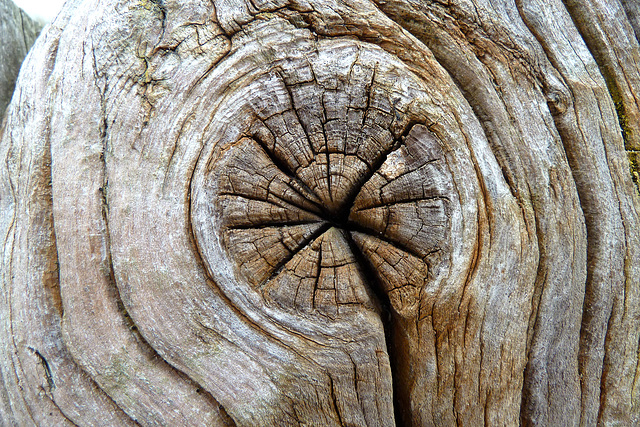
[0,0,42,119]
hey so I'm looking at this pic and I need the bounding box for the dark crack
[215,120,451,316]
[190,51,457,425]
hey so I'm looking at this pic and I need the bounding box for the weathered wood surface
[1,0,639,425]
[0,0,41,119]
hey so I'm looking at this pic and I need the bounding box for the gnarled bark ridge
[1,0,639,425]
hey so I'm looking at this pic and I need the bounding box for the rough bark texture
[0,0,41,119]
[1,0,639,426]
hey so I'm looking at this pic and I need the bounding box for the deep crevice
[252,127,325,206]
[346,221,429,262]
[344,232,408,427]
[333,137,402,220]
[227,220,323,230]
[262,222,332,286]
[26,347,54,392]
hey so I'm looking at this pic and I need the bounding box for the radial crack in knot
[207,121,452,317]
[190,36,457,324]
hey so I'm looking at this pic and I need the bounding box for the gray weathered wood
[1,0,639,425]
[0,0,41,119]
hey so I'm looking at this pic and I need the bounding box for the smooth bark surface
[1,0,639,425]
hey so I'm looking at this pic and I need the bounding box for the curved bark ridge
[210,122,451,318]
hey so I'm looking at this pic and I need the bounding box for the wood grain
[1,0,639,425]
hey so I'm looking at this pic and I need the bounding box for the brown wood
[1,0,639,425]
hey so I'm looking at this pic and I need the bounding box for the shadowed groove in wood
[198,60,455,420]
[185,28,473,423]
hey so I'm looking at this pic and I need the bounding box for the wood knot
[191,38,457,320]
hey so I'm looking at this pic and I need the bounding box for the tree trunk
[1,0,639,425]
[0,0,41,119]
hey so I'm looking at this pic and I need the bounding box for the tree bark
[1,0,639,425]
[0,0,41,119]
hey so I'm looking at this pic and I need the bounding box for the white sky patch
[11,0,66,23]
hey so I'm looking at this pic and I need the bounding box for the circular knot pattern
[197,124,453,318]
[191,38,457,319]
